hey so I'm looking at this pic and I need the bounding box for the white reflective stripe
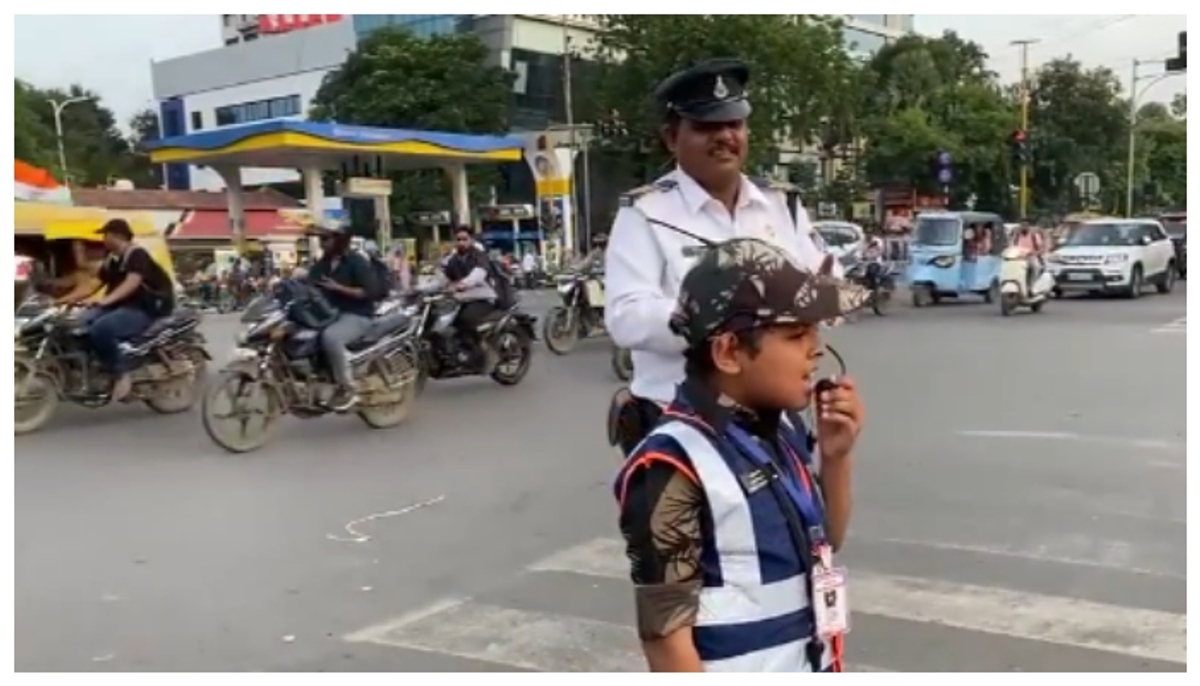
[695,575,810,626]
[704,638,825,673]
[653,421,762,585]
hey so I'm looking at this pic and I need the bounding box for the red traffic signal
[1011,129,1027,143]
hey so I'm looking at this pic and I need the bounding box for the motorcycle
[409,289,537,389]
[844,259,896,316]
[201,283,420,453]
[15,294,210,435]
[998,247,1053,316]
[611,346,633,382]
[543,272,605,355]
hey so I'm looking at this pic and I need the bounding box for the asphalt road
[15,287,1187,672]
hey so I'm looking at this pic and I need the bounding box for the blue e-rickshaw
[906,211,1007,307]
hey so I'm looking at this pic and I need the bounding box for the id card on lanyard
[726,425,850,640]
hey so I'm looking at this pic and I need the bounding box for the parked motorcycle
[844,259,897,316]
[409,289,537,390]
[201,283,419,453]
[15,294,210,435]
[543,272,605,355]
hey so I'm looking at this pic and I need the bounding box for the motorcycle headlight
[930,255,956,268]
[1105,254,1129,264]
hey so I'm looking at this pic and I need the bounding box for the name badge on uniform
[812,564,850,638]
[680,245,705,258]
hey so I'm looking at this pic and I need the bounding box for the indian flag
[15,159,72,204]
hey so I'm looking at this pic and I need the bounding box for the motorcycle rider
[1012,221,1045,294]
[441,226,499,364]
[89,219,175,402]
[306,223,381,411]
[576,233,609,273]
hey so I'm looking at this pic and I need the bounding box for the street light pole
[1125,59,1175,216]
[48,95,92,189]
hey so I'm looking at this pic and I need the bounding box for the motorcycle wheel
[358,355,419,429]
[144,345,209,414]
[611,347,633,382]
[491,328,533,386]
[201,369,284,454]
[1000,294,1018,317]
[14,359,59,436]
[871,287,891,316]
[542,306,580,355]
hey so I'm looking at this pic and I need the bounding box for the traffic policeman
[604,58,839,454]
[615,237,868,672]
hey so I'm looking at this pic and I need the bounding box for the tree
[1025,58,1127,214]
[1136,102,1186,209]
[124,108,163,188]
[15,79,56,171]
[857,32,1013,211]
[309,26,516,218]
[586,15,855,179]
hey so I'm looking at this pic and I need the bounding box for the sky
[13,13,1188,128]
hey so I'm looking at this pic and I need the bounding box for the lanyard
[726,424,827,547]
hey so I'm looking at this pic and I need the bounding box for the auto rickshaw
[906,211,1007,307]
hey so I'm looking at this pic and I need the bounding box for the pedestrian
[605,57,840,454]
[614,237,868,672]
[389,243,413,294]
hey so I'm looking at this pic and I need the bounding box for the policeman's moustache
[641,217,848,396]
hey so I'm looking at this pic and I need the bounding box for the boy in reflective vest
[615,237,869,672]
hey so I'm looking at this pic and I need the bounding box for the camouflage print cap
[669,238,870,346]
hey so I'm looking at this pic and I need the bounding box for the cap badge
[713,76,729,99]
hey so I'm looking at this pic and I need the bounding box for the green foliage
[309,27,517,217]
[587,15,854,175]
[14,79,158,187]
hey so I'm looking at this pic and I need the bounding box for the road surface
[15,289,1187,672]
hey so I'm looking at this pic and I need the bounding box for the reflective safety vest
[616,411,839,672]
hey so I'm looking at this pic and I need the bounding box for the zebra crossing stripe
[528,537,1186,664]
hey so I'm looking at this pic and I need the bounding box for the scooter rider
[1013,221,1045,293]
[604,58,838,455]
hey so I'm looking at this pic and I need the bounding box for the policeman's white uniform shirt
[604,167,839,404]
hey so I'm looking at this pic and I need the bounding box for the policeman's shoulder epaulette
[619,179,678,207]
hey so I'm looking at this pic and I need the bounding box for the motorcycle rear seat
[348,312,411,351]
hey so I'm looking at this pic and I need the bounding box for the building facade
[154,14,911,196]
[151,19,356,191]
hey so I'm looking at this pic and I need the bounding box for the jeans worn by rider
[442,247,498,354]
[307,250,378,394]
[89,247,174,377]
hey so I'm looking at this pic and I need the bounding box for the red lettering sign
[257,14,343,35]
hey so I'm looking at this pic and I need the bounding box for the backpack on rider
[485,255,518,310]
[362,241,393,300]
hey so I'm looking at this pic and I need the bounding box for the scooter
[998,247,1054,316]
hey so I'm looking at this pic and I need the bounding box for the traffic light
[931,150,953,187]
[1009,129,1030,166]
[1166,31,1186,72]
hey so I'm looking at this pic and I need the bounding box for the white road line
[345,597,890,673]
[955,430,1184,452]
[1150,316,1186,334]
[527,537,1186,665]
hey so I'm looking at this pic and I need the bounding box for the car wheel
[1125,265,1143,299]
[1156,263,1175,294]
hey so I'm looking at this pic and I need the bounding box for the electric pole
[1011,39,1038,219]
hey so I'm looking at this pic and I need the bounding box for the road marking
[955,430,1183,452]
[326,495,446,543]
[1150,316,1185,334]
[346,595,891,673]
[525,537,1186,665]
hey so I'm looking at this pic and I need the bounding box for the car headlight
[1105,254,1129,264]
[929,255,956,268]
[1045,254,1062,264]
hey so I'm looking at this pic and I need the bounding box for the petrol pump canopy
[146,120,526,170]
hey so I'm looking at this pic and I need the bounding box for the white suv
[1046,218,1178,298]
